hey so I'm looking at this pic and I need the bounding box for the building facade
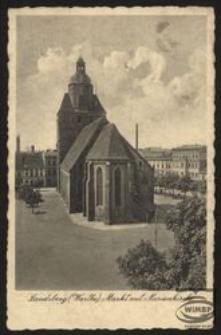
[43,150,57,187]
[140,145,206,181]
[15,137,58,187]
[57,58,154,224]
[140,148,172,176]
[16,144,45,187]
[172,145,206,181]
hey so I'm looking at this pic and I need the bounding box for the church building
[57,57,154,224]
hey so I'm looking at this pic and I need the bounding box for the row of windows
[153,164,171,169]
[46,160,56,166]
[173,154,199,160]
[157,171,185,176]
[189,172,199,178]
[23,179,44,186]
[24,169,44,177]
[173,162,186,168]
[153,162,198,169]
[20,168,57,176]
[189,163,198,168]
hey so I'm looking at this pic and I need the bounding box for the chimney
[31,145,35,153]
[16,135,20,153]
[135,123,138,151]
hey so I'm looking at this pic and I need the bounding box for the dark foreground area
[16,189,174,290]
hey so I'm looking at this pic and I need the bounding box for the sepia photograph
[7,6,214,329]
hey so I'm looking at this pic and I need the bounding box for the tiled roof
[44,150,57,157]
[86,123,153,170]
[119,136,153,169]
[57,93,106,114]
[58,93,73,113]
[173,145,206,151]
[60,117,108,172]
[144,155,172,161]
[86,123,132,161]
[16,152,44,170]
[139,148,172,161]
[61,116,152,171]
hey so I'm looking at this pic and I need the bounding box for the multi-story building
[43,150,57,187]
[15,136,58,187]
[172,145,206,181]
[16,143,45,187]
[140,145,206,181]
[139,148,172,176]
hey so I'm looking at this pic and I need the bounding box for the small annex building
[57,57,154,224]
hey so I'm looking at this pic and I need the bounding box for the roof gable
[86,123,132,161]
[118,135,153,170]
[60,117,107,172]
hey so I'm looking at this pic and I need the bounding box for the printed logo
[176,296,213,324]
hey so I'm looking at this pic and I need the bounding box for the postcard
[7,6,214,329]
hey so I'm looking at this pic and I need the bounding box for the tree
[117,241,169,290]
[154,176,158,187]
[190,180,206,195]
[178,175,193,199]
[162,174,170,194]
[25,189,44,213]
[117,196,206,290]
[165,196,206,289]
[198,180,207,195]
[190,181,199,193]
[34,178,44,190]
[18,184,32,201]
[157,175,166,193]
[164,173,180,196]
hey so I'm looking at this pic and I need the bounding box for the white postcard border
[7,6,215,330]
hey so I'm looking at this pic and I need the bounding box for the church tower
[68,57,93,108]
[57,57,106,189]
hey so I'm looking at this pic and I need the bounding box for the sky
[16,14,208,150]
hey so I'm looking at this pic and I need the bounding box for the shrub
[117,197,206,290]
[117,240,169,290]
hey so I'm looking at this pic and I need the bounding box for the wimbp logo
[176,296,213,324]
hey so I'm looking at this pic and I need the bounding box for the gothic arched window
[96,167,103,206]
[114,167,122,206]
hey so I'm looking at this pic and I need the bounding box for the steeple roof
[76,57,85,66]
[86,123,132,161]
[57,93,106,115]
[69,57,91,85]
